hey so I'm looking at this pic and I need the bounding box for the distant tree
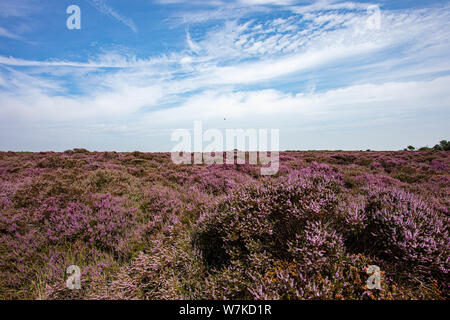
[433,140,450,151]
[403,141,448,152]
[439,140,450,151]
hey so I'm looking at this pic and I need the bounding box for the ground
[0,150,448,299]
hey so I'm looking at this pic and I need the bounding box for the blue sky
[0,0,449,151]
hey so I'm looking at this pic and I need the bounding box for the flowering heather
[0,150,448,299]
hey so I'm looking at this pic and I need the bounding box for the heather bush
[346,186,449,284]
[0,150,448,299]
[192,163,449,299]
[192,171,357,298]
[0,192,137,298]
[188,165,245,195]
[430,160,446,171]
[193,170,342,267]
[96,231,208,300]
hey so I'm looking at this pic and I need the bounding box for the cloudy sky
[0,0,449,151]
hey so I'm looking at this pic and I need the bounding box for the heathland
[0,149,448,299]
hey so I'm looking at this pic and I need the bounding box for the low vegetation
[0,148,448,299]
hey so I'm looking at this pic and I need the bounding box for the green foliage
[434,140,450,151]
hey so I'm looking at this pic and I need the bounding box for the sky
[0,0,449,151]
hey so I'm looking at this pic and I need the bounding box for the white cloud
[0,54,173,68]
[87,0,138,33]
[141,76,450,126]
[0,26,22,40]
[237,0,295,5]
[0,0,38,18]
[185,30,201,53]
[157,0,294,6]
[1,2,450,150]
[201,42,379,85]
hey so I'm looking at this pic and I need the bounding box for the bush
[347,186,449,283]
[193,170,343,268]
[192,171,358,298]
[1,150,447,299]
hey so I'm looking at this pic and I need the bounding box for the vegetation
[0,148,448,299]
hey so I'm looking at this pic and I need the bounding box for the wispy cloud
[290,0,374,14]
[1,1,450,150]
[158,0,295,6]
[0,0,39,18]
[2,4,450,96]
[87,0,138,33]
[0,26,23,40]
[237,0,295,5]
[0,54,170,68]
